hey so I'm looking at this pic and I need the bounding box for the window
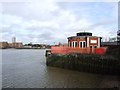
[80,42,82,48]
[72,41,77,47]
[90,40,97,43]
[75,42,77,47]
[90,46,92,48]
[94,46,97,48]
[83,42,86,47]
[80,41,86,48]
[72,42,74,47]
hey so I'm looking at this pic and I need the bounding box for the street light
[117,30,120,45]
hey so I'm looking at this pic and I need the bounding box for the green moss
[46,53,120,75]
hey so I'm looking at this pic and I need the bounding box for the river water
[2,49,120,88]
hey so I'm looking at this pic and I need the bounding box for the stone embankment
[45,49,120,75]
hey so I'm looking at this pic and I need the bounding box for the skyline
[0,0,119,44]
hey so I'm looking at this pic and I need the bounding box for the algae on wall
[46,53,120,75]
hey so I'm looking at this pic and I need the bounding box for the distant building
[101,42,117,46]
[109,37,117,42]
[12,37,16,43]
[14,42,23,48]
[12,37,16,47]
[0,37,23,49]
[11,37,23,48]
[8,43,13,48]
[0,42,8,49]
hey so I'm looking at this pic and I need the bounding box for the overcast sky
[0,0,119,44]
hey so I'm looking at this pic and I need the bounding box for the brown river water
[2,49,120,88]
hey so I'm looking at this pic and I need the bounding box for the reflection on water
[2,49,120,88]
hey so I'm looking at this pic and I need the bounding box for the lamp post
[117,30,120,60]
[117,30,120,45]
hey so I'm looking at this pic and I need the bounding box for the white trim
[98,38,100,48]
[72,42,74,48]
[68,41,70,47]
[90,40,97,43]
[87,37,89,47]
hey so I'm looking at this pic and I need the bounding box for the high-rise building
[12,37,16,48]
[12,37,16,43]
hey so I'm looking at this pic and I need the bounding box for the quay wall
[46,53,120,75]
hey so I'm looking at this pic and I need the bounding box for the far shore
[0,48,51,49]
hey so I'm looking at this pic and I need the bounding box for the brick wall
[51,46,107,55]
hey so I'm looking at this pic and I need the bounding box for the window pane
[75,42,77,47]
[83,42,86,47]
[94,46,97,48]
[72,42,74,47]
[80,42,82,47]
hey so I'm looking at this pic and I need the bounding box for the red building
[51,32,107,55]
[68,32,102,53]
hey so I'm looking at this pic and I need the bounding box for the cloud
[78,19,117,31]
[2,0,59,20]
[0,0,118,44]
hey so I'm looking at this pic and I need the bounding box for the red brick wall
[51,46,69,54]
[68,47,91,54]
[68,37,86,48]
[51,46,107,55]
[95,47,108,55]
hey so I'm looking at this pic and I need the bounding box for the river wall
[46,53,120,75]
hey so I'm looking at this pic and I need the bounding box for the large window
[83,42,86,47]
[72,42,74,47]
[80,42,82,48]
[75,42,77,47]
[72,41,77,47]
[80,41,86,48]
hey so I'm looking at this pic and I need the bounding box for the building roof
[77,32,92,34]
[76,32,92,36]
[68,36,102,39]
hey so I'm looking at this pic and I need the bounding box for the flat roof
[77,32,92,33]
[68,36,102,39]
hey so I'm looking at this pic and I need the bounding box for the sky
[0,0,119,45]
